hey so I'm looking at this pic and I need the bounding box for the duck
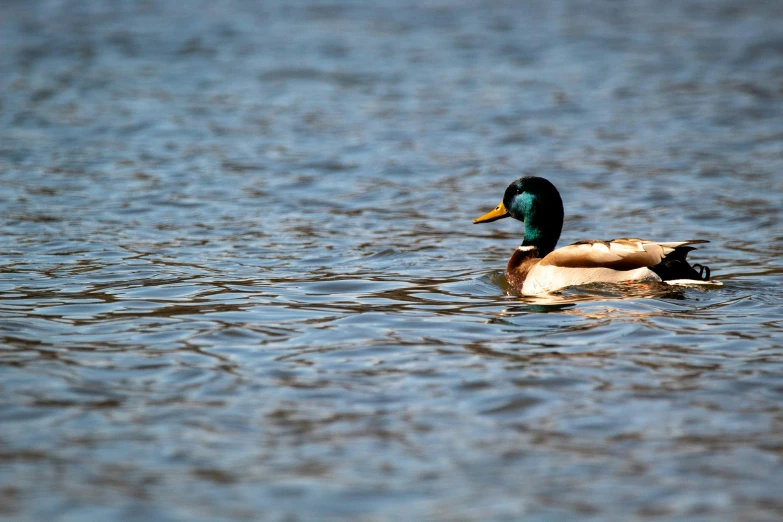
[473,176,715,295]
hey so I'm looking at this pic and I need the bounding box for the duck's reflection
[487,281,696,320]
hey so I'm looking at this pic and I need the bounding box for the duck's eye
[504,184,524,202]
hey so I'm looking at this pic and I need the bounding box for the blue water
[1,1,783,520]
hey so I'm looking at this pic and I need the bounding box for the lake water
[1,1,783,520]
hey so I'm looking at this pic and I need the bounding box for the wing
[539,238,708,270]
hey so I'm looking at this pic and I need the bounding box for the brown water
[1,1,783,520]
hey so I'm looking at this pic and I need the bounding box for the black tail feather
[649,246,711,281]
[691,263,710,280]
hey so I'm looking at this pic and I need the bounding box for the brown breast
[505,246,541,290]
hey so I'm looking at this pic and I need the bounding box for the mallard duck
[474,176,715,295]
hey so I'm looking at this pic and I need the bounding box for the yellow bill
[473,201,510,224]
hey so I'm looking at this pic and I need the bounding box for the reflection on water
[2,0,783,520]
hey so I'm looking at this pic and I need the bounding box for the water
[1,1,783,520]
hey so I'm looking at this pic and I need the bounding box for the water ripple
[2,0,783,520]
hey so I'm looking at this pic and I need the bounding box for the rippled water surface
[2,1,783,520]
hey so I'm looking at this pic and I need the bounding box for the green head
[473,176,564,254]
